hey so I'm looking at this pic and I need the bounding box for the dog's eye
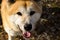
[17,12,22,16]
[8,0,15,4]
[30,11,35,16]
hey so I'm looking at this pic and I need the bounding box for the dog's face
[1,0,42,38]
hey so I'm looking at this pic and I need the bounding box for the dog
[1,0,42,40]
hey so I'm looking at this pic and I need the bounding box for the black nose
[24,24,32,31]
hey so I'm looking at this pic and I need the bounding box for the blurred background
[0,0,60,40]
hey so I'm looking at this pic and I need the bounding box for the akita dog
[1,0,42,40]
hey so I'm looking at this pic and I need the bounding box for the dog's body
[1,0,42,40]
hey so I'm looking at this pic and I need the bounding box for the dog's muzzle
[22,23,32,38]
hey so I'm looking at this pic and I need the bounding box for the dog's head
[1,0,42,38]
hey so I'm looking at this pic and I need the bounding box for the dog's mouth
[18,25,31,38]
[23,31,31,38]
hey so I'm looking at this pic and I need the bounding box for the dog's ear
[33,0,43,5]
[32,0,42,4]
